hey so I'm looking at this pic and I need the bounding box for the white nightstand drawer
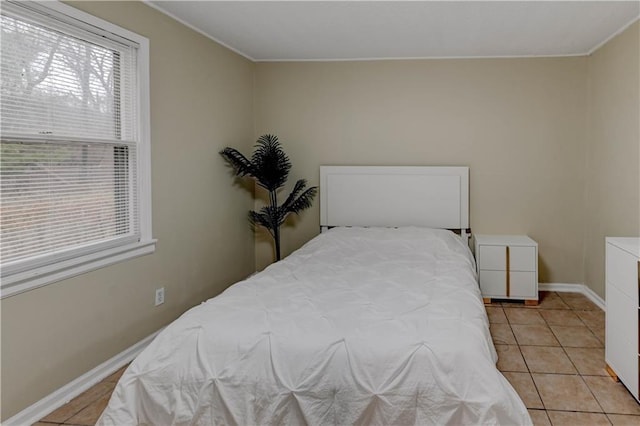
[510,247,537,271]
[478,245,536,271]
[477,246,506,271]
[479,270,537,299]
[510,272,537,298]
[479,270,506,297]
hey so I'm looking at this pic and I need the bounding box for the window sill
[0,240,157,299]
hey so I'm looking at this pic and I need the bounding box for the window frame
[0,1,155,299]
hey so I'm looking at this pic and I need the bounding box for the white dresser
[474,235,538,305]
[605,237,640,403]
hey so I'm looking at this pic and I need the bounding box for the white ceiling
[146,1,640,61]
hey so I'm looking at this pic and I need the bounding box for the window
[0,1,154,298]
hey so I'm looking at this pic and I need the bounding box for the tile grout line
[495,292,618,419]
[500,305,548,411]
[540,300,587,379]
[552,294,608,416]
[545,299,608,416]
[512,306,547,412]
[562,299,610,416]
[492,293,640,419]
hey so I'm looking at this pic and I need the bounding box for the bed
[97,166,531,426]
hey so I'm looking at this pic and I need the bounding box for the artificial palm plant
[220,134,317,261]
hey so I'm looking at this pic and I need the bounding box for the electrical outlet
[155,287,165,306]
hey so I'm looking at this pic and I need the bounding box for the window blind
[1,1,141,273]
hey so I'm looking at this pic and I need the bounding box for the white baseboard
[538,283,606,311]
[4,328,162,426]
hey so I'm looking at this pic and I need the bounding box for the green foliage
[220,134,317,261]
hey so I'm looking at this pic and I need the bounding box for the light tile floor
[36,291,640,425]
[489,291,640,426]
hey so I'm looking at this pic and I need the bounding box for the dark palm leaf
[251,134,291,191]
[248,207,276,236]
[280,179,309,212]
[285,187,317,214]
[279,186,317,225]
[219,147,255,177]
[282,179,307,210]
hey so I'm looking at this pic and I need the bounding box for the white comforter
[98,227,531,426]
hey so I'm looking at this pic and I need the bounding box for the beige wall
[2,2,637,419]
[584,21,640,299]
[0,2,255,420]
[254,58,588,282]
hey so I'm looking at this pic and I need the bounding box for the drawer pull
[506,246,510,297]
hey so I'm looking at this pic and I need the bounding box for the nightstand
[474,235,538,305]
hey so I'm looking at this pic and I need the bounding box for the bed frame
[320,166,470,237]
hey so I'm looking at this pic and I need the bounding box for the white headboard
[320,166,469,232]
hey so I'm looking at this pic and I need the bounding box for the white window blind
[1,1,153,289]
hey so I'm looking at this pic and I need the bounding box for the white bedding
[98,227,531,426]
